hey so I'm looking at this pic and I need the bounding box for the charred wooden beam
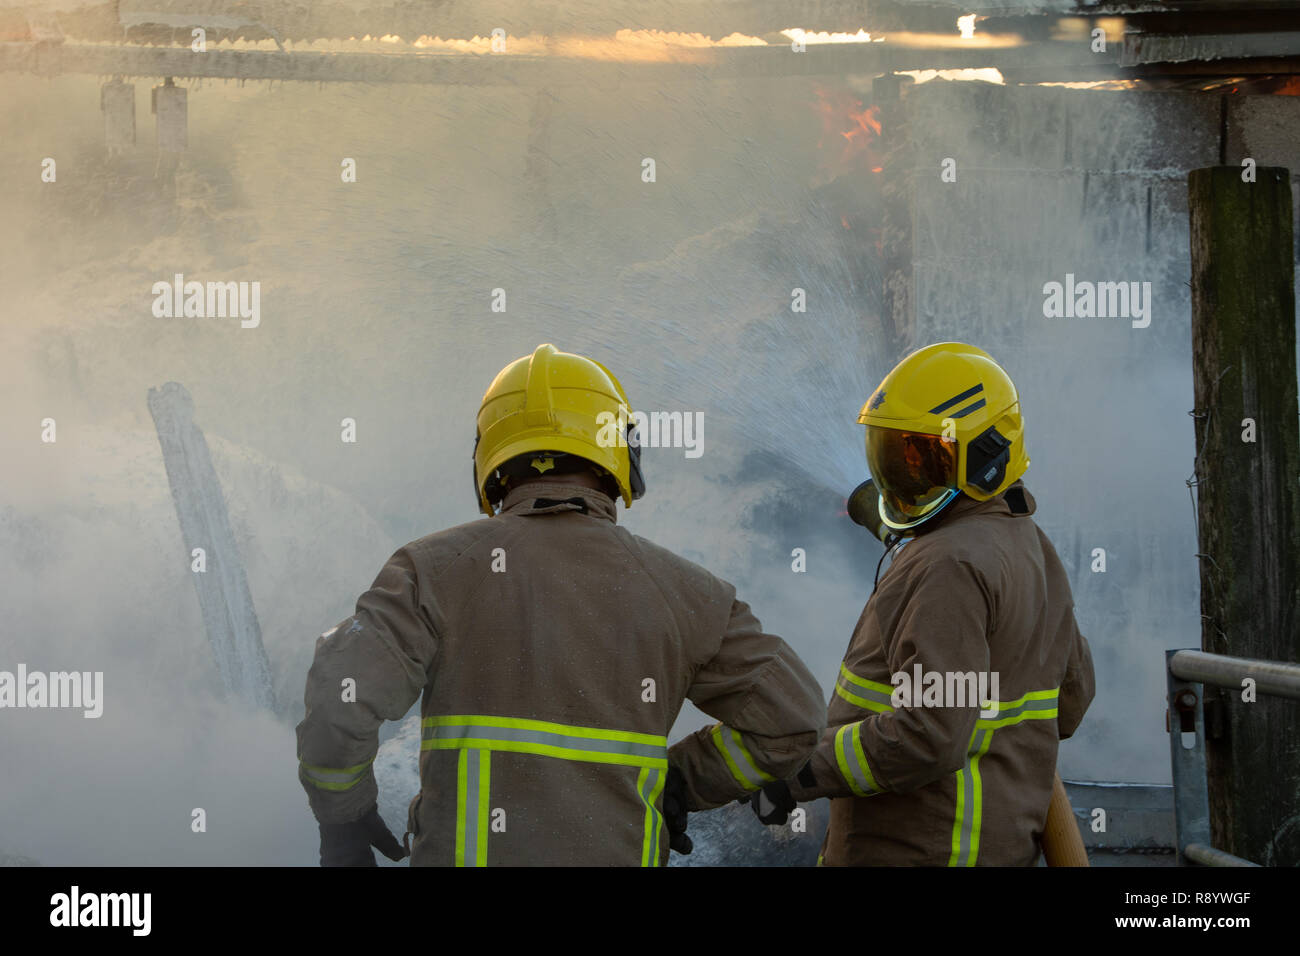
[0,37,1120,84]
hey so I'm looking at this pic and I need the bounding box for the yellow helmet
[473,343,646,515]
[857,342,1028,534]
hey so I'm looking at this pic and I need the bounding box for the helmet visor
[865,426,958,524]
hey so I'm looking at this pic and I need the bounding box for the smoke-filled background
[3,12,1296,865]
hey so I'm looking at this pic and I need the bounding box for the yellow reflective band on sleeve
[835,684,896,714]
[710,723,775,792]
[833,722,881,797]
[835,664,897,714]
[975,688,1059,729]
[299,758,373,792]
[454,748,491,867]
[637,767,667,867]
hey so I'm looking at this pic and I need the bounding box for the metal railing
[1165,648,1300,867]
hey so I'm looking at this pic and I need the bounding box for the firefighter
[751,342,1096,866]
[296,343,826,866]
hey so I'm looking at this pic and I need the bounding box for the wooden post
[1188,165,1300,866]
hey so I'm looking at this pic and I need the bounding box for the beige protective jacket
[788,482,1095,866]
[296,480,825,866]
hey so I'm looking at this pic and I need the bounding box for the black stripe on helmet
[949,398,987,419]
[928,383,984,415]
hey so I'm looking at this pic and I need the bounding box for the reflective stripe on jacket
[296,480,826,866]
[789,482,1096,866]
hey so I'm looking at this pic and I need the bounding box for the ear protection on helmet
[966,425,1012,494]
[472,432,501,508]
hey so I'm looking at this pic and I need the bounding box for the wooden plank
[147,381,275,711]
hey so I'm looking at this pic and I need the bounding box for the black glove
[663,765,693,855]
[319,804,409,867]
[749,779,797,826]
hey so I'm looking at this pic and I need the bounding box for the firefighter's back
[407,486,733,866]
[299,343,826,868]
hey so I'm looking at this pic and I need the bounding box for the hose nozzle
[847,478,888,543]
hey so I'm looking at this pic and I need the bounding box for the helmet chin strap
[877,487,960,537]
[873,535,907,591]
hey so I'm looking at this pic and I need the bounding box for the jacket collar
[934,479,1036,525]
[498,480,618,524]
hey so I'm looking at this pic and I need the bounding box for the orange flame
[813,86,885,179]
[842,105,883,142]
